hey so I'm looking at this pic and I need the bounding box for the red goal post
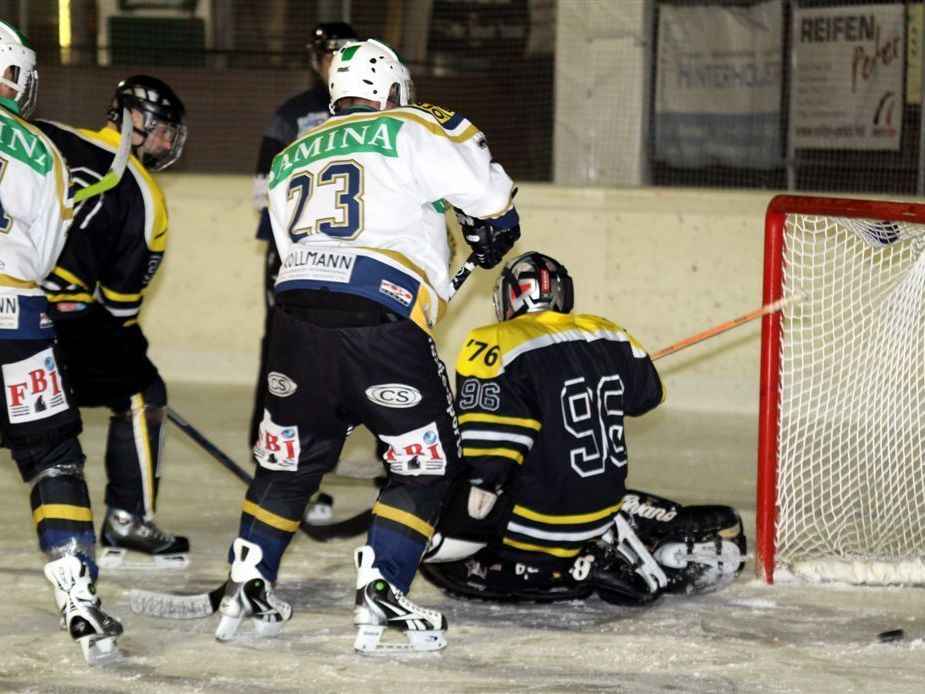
[757,195,925,585]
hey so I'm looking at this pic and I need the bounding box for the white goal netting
[774,212,925,584]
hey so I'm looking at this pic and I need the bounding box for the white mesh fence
[775,213,925,582]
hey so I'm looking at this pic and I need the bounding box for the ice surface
[2,384,923,692]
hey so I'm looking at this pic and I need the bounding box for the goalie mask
[493,252,574,322]
[328,39,414,113]
[107,75,187,172]
[0,20,37,118]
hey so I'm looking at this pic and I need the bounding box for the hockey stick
[130,582,226,620]
[165,407,370,541]
[448,252,478,299]
[72,108,133,203]
[165,407,251,484]
[650,292,808,362]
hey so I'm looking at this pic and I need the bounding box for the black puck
[876,629,904,643]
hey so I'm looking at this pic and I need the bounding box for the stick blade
[130,583,225,619]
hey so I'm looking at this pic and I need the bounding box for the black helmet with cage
[308,22,358,72]
[107,74,187,171]
[493,252,575,322]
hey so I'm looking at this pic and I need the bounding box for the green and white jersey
[266,103,516,332]
[0,98,73,338]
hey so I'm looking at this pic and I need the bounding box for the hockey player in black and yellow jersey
[37,75,189,569]
[421,252,746,604]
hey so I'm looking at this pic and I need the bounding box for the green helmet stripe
[0,20,32,49]
[340,45,360,61]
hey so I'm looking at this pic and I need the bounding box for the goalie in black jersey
[421,252,746,605]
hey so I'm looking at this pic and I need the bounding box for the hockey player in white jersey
[0,20,121,665]
[216,38,520,653]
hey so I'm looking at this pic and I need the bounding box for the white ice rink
[2,383,924,692]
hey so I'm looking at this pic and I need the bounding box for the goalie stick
[72,108,133,203]
[312,290,812,540]
[649,292,808,362]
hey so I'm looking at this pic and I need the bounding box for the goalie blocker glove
[456,208,521,269]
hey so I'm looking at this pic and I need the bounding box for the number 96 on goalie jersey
[455,311,664,558]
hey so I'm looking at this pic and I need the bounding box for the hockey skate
[44,555,122,666]
[215,538,292,641]
[353,545,447,654]
[99,508,190,570]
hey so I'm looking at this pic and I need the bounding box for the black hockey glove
[456,209,520,269]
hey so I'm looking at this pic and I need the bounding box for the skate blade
[99,547,190,571]
[215,613,245,641]
[252,617,285,638]
[79,634,120,666]
[353,625,446,655]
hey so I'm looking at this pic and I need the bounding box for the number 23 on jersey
[286,160,365,241]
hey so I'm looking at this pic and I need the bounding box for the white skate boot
[353,545,447,654]
[215,538,291,641]
[44,555,122,666]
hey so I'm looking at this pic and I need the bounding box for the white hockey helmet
[0,20,38,117]
[493,252,574,322]
[328,39,414,113]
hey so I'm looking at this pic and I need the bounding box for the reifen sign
[790,3,904,151]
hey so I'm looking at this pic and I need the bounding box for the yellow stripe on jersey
[372,501,435,539]
[50,138,73,220]
[51,266,89,290]
[309,109,481,144]
[365,247,433,286]
[352,246,446,332]
[33,504,94,525]
[100,285,143,303]
[458,412,542,431]
[462,446,525,464]
[0,274,39,289]
[81,127,169,252]
[480,194,517,222]
[512,501,622,525]
[456,312,652,379]
[47,291,94,303]
[242,500,301,533]
[15,114,73,220]
[502,537,582,558]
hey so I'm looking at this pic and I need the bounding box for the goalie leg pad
[420,547,596,602]
[592,513,668,607]
[654,505,747,595]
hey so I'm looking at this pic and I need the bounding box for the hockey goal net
[757,195,925,585]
